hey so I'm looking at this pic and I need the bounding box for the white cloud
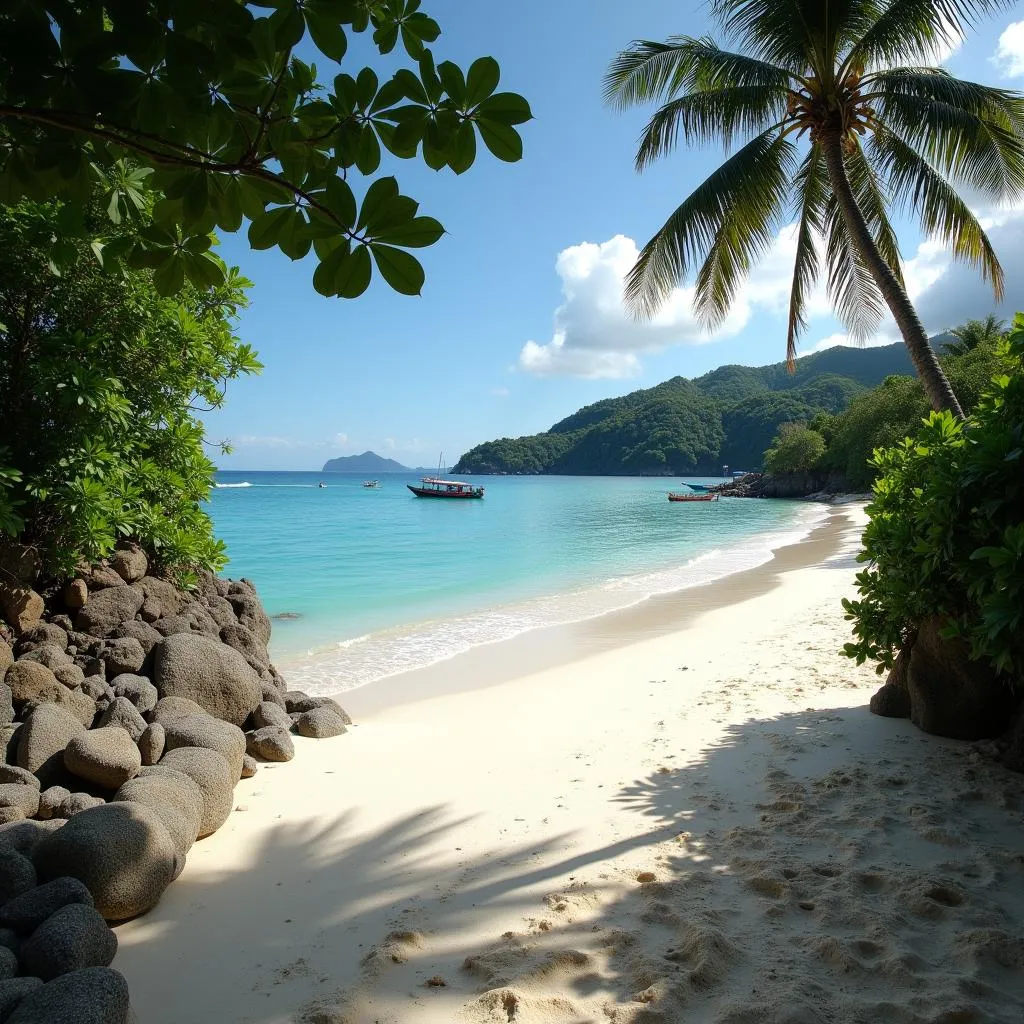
[232,435,296,448]
[994,21,1024,77]
[812,332,850,352]
[518,233,809,379]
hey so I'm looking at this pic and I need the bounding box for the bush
[842,317,1024,679]
[0,198,261,580]
[763,423,826,474]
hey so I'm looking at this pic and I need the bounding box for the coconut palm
[942,313,1007,355]
[605,0,1024,417]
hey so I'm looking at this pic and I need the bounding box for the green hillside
[454,344,915,476]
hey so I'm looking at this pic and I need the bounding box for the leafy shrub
[0,198,261,580]
[842,317,1024,679]
[763,423,826,474]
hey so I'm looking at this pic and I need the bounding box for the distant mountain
[322,451,410,473]
[454,343,916,476]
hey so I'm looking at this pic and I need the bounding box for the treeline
[455,344,913,475]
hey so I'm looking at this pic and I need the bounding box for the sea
[209,471,828,696]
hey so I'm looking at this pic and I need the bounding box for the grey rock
[0,877,93,935]
[52,664,85,690]
[203,596,236,630]
[282,689,311,710]
[66,633,100,658]
[0,821,64,858]
[95,698,147,742]
[0,688,11,730]
[16,645,71,671]
[0,948,16,982]
[0,768,36,791]
[113,772,202,864]
[36,787,70,821]
[0,978,43,1022]
[74,587,144,639]
[137,723,164,766]
[285,694,352,723]
[259,679,286,708]
[133,577,186,620]
[109,674,158,714]
[219,623,269,670]
[110,621,161,657]
[151,615,190,638]
[0,812,24,827]
[98,638,145,677]
[240,754,258,778]
[0,928,19,955]
[184,602,220,638]
[15,706,84,787]
[32,803,178,921]
[155,747,233,837]
[79,677,110,702]
[13,624,67,654]
[56,794,104,819]
[76,658,105,682]
[0,727,17,769]
[245,726,294,762]
[150,696,205,726]
[20,903,117,980]
[6,663,63,709]
[294,705,349,739]
[0,644,13,679]
[226,592,271,646]
[162,714,245,782]
[0,850,35,906]
[64,729,141,790]
[48,615,74,634]
[0,787,38,819]
[62,579,88,610]
[0,589,43,635]
[6,966,130,1024]
[109,545,147,584]
[252,700,293,731]
[83,564,126,590]
[152,633,261,728]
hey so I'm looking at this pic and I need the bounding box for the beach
[114,505,1024,1024]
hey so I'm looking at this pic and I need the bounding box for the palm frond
[823,193,887,341]
[843,138,905,286]
[870,125,1004,297]
[626,129,796,320]
[635,86,787,166]
[849,0,1015,71]
[786,146,828,367]
[871,83,1024,199]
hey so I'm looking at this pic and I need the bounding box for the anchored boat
[408,476,484,499]
[667,492,718,503]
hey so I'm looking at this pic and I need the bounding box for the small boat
[408,476,484,499]
[362,480,381,489]
[668,492,719,502]
[683,482,710,493]
[317,481,327,488]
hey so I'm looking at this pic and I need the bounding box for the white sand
[116,507,1024,1023]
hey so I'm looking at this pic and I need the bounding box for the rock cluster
[0,542,352,1021]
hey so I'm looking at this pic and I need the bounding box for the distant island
[453,344,915,477]
[322,450,415,473]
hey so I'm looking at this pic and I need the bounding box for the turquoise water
[208,472,825,694]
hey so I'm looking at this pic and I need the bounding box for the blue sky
[211,0,1024,471]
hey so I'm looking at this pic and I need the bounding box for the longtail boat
[667,492,718,502]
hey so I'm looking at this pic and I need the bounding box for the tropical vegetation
[0,196,260,580]
[842,316,1024,681]
[454,342,914,475]
[763,422,826,475]
[605,0,1024,417]
[0,1,531,299]
[942,314,1007,356]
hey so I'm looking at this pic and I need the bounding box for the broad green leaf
[356,68,379,108]
[355,126,382,175]
[357,176,399,231]
[466,57,500,106]
[304,9,347,62]
[336,244,373,298]
[325,176,357,227]
[371,243,424,295]
[247,205,295,249]
[477,92,532,126]
[269,5,304,48]
[153,256,186,295]
[448,120,476,174]
[376,216,444,248]
[476,119,523,162]
[436,61,466,105]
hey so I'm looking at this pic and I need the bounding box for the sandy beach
[115,505,1024,1024]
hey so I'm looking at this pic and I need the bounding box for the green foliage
[942,314,1007,356]
[0,2,531,299]
[454,343,910,475]
[819,340,1007,488]
[842,316,1024,679]
[604,0,1023,378]
[762,422,826,475]
[0,197,260,578]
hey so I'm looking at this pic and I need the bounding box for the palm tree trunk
[820,131,964,418]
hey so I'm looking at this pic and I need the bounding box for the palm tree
[942,313,1007,355]
[605,0,1024,417]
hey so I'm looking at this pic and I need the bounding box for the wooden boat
[408,476,485,499]
[362,480,381,488]
[667,492,718,502]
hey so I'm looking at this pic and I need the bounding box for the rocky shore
[711,471,871,503]
[0,543,347,1022]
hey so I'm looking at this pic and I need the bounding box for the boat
[408,477,484,499]
[668,492,718,502]
[317,481,326,488]
[683,482,711,493]
[362,480,381,489]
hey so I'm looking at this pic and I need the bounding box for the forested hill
[454,344,915,476]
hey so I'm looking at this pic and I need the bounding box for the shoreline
[339,503,858,718]
[115,507,1024,1024]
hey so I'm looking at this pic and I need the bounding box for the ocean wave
[214,482,252,488]
[278,502,830,697]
